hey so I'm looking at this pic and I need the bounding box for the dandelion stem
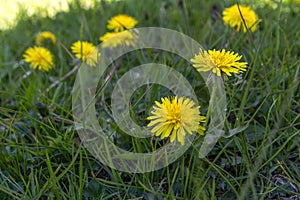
[104,58,121,83]
[46,64,79,93]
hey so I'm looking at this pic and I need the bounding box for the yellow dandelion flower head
[191,49,248,76]
[107,14,138,32]
[35,31,56,46]
[147,96,206,145]
[23,46,54,71]
[70,41,99,67]
[222,4,260,32]
[99,31,137,48]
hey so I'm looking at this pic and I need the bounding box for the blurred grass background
[0,0,299,199]
[0,0,98,30]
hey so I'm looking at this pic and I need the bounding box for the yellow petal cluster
[23,46,55,71]
[223,4,260,32]
[35,31,56,46]
[71,41,99,66]
[191,49,247,76]
[147,96,206,145]
[99,31,137,48]
[107,14,138,32]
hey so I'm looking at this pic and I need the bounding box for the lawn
[0,0,299,199]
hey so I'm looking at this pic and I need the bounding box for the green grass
[0,0,299,199]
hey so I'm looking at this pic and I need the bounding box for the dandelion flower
[107,14,138,32]
[191,49,247,76]
[147,96,206,145]
[222,4,260,32]
[99,31,137,48]
[35,31,56,46]
[23,46,54,71]
[71,41,99,66]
